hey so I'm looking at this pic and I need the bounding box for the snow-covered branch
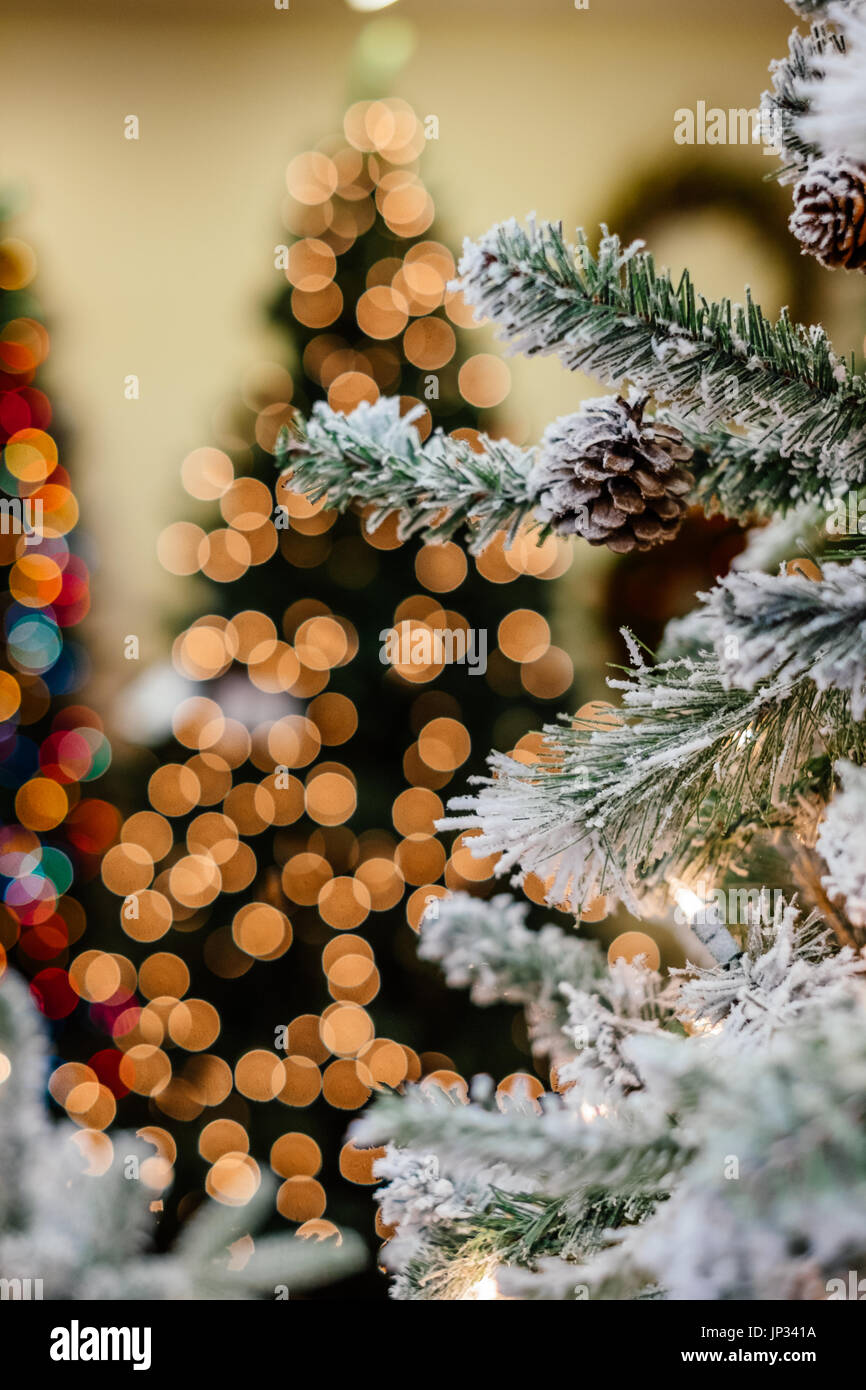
[418,891,606,1061]
[457,218,866,486]
[706,558,866,717]
[672,895,864,1044]
[442,644,861,916]
[795,3,866,164]
[761,17,847,181]
[278,397,537,554]
[0,973,365,1299]
[363,893,866,1299]
[817,758,866,925]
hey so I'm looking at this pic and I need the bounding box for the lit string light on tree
[0,220,118,1093]
[96,98,575,1243]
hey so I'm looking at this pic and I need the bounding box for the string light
[465,1271,502,1300]
[103,97,578,1242]
[0,227,117,1054]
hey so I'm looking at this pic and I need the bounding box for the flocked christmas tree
[283,0,866,1299]
[0,968,364,1298]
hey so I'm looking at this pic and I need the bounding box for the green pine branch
[280,224,866,547]
[277,397,537,553]
[707,558,866,718]
[0,973,366,1299]
[443,645,866,915]
[353,1083,687,1199]
[682,421,835,518]
[457,219,866,490]
[761,19,846,183]
[397,1187,657,1300]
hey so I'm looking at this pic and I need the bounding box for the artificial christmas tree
[105,94,571,1280]
[284,0,866,1299]
[0,208,119,1058]
[0,968,363,1298]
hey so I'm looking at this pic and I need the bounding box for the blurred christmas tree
[0,967,365,1300]
[104,96,575,1288]
[0,203,119,1092]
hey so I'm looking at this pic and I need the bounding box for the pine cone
[531,394,694,554]
[790,156,866,271]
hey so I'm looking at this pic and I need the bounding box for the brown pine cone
[531,394,695,554]
[790,156,866,271]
